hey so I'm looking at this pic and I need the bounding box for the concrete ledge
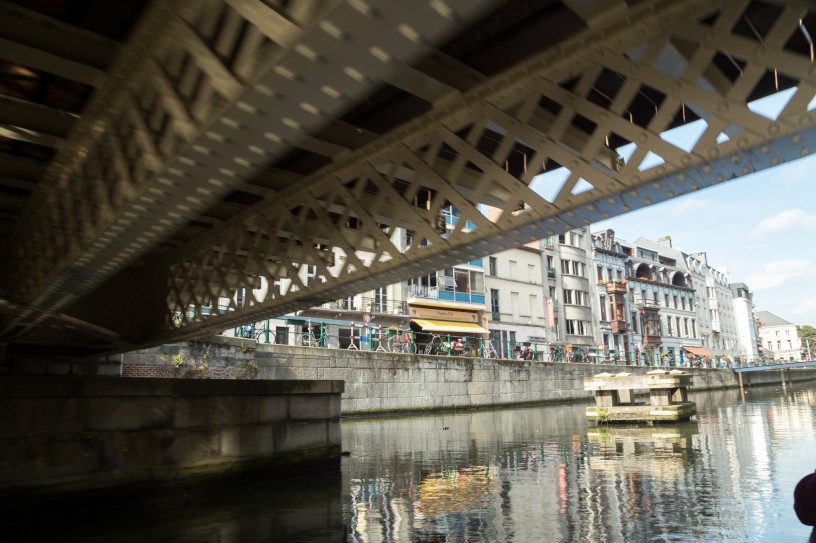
[0,375,343,513]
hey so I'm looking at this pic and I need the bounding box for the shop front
[408,302,488,355]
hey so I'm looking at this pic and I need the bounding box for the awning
[411,319,489,334]
[682,346,713,357]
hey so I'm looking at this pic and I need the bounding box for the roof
[756,311,793,327]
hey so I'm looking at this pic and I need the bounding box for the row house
[218,214,764,366]
[623,236,703,366]
[684,252,739,361]
[756,311,802,361]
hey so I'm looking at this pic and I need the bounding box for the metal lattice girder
[0,0,501,339]
[157,0,816,339]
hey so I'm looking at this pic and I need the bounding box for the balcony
[605,281,628,295]
[408,286,486,306]
[610,319,628,333]
[643,333,662,346]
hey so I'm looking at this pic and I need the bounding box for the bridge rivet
[717,102,729,113]
[681,155,691,165]
[767,123,780,135]
[708,149,719,159]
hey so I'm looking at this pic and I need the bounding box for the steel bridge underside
[1,0,816,360]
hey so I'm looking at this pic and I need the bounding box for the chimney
[657,235,672,247]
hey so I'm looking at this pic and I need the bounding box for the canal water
[19,381,816,542]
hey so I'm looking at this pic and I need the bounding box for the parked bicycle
[517,346,535,360]
[424,334,445,355]
[480,340,499,359]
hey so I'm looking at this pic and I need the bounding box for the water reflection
[10,383,814,541]
[344,383,816,542]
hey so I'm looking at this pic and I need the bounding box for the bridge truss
[1,0,815,358]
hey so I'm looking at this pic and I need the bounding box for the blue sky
[593,153,816,328]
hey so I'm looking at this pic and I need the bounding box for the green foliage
[798,325,816,343]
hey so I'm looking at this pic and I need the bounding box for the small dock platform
[584,370,697,423]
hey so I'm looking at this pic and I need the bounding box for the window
[597,266,605,281]
[689,298,694,311]
[490,289,500,314]
[676,317,681,337]
[528,264,536,282]
[664,294,669,307]
[530,294,538,319]
[489,257,497,276]
[566,320,587,335]
[777,341,781,350]
[599,296,607,321]
[374,287,387,313]
[470,270,484,293]
[563,289,574,304]
[673,295,678,309]
[439,275,456,289]
[684,318,689,337]
[667,317,673,336]
[549,286,556,299]
[509,260,517,277]
[631,312,638,334]
[561,259,571,274]
[576,291,588,306]
[454,269,471,292]
[691,319,696,338]
[571,261,585,277]
[681,297,686,310]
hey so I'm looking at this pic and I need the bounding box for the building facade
[756,311,802,361]
[730,282,760,364]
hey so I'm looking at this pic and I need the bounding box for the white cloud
[791,297,816,318]
[752,208,816,237]
[746,259,816,291]
[673,197,713,213]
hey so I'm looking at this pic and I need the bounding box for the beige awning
[682,346,713,357]
[412,319,489,334]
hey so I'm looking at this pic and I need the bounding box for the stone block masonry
[120,337,816,416]
[0,375,343,525]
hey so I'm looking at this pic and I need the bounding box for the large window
[563,289,588,306]
[373,287,387,312]
[489,256,497,276]
[566,319,588,335]
[490,289,500,314]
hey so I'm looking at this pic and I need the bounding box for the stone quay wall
[0,375,343,512]
[121,337,816,416]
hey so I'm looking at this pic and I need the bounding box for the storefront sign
[409,305,478,323]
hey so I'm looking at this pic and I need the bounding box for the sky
[592,153,816,328]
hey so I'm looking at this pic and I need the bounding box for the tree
[798,325,816,343]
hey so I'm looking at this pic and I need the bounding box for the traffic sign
[363,312,372,323]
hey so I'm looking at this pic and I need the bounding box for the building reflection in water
[343,384,816,543]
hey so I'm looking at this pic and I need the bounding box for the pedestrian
[794,468,816,542]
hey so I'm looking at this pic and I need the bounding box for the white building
[756,311,802,361]
[484,243,550,359]
[730,283,760,364]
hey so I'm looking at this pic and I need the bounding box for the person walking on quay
[794,469,816,542]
